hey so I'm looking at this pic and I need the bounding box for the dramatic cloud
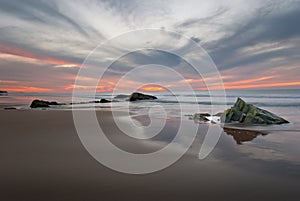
[0,0,299,92]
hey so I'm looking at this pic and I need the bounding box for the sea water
[1,89,300,123]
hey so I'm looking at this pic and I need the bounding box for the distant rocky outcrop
[114,94,130,99]
[221,97,289,124]
[99,99,111,103]
[30,99,60,108]
[129,92,157,101]
[0,90,8,95]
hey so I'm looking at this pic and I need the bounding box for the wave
[69,97,300,108]
[154,99,300,107]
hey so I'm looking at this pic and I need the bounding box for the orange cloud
[198,81,300,90]
[225,81,300,89]
[64,84,115,93]
[4,86,53,93]
[140,85,166,92]
[0,43,81,67]
[225,76,274,85]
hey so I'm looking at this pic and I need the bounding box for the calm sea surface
[1,89,300,122]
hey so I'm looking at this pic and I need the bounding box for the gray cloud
[0,0,299,91]
[106,49,197,80]
[204,1,300,70]
[0,0,89,37]
[177,7,228,28]
[0,59,78,90]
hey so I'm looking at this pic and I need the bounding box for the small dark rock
[30,99,60,108]
[89,100,100,103]
[4,107,16,110]
[192,113,210,123]
[100,99,111,103]
[129,92,157,101]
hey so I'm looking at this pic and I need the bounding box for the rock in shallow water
[221,97,289,124]
[192,113,210,123]
[30,99,60,108]
[99,99,111,103]
[129,92,157,101]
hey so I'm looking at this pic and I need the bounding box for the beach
[1,0,300,200]
[1,109,300,201]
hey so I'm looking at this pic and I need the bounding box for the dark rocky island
[221,97,289,124]
[30,99,61,108]
[129,92,157,101]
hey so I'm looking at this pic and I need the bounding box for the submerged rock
[221,97,289,124]
[129,92,157,101]
[30,99,60,108]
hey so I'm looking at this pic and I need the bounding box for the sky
[0,0,300,93]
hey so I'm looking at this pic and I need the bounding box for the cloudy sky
[0,0,300,93]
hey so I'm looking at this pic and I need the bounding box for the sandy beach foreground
[1,110,300,201]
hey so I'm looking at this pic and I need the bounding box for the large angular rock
[221,98,289,124]
[129,92,157,101]
[30,99,60,108]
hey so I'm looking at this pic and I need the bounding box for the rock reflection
[223,127,268,145]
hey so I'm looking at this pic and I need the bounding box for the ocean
[1,89,300,123]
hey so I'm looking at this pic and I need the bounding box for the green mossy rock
[221,98,289,124]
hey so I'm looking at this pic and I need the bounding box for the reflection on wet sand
[223,127,268,145]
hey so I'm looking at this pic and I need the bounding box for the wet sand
[1,110,300,201]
